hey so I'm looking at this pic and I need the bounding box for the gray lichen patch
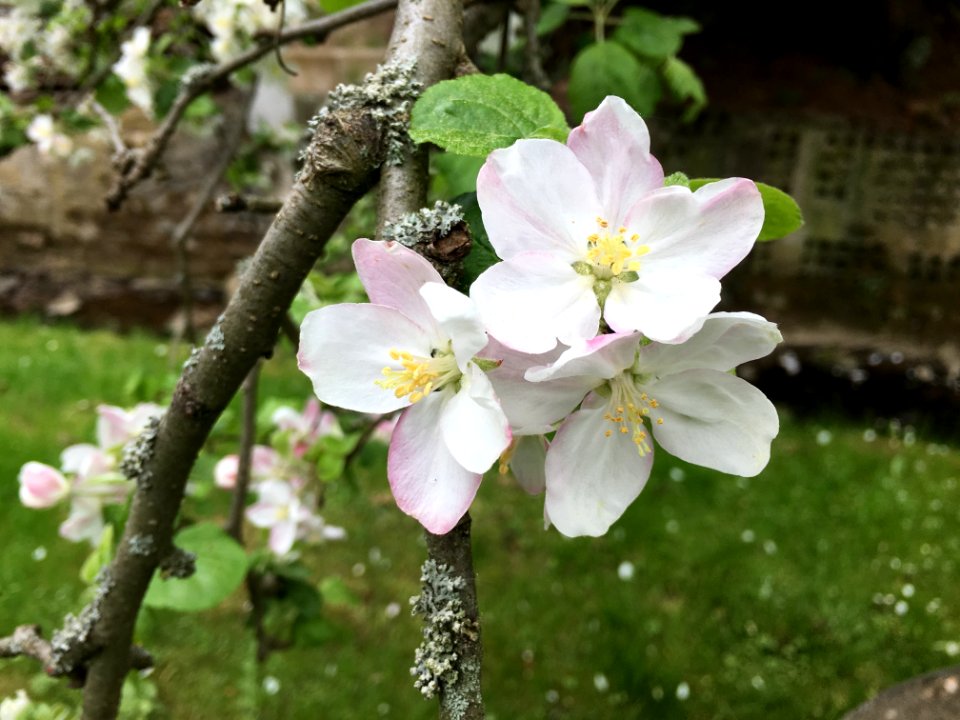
[409,559,478,704]
[120,415,161,489]
[127,533,156,557]
[205,320,226,352]
[383,200,464,248]
[49,569,115,675]
[159,547,197,580]
[301,59,423,172]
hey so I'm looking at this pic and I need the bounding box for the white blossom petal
[472,252,599,353]
[478,139,603,260]
[604,270,719,343]
[525,333,639,383]
[352,238,443,336]
[419,282,488,370]
[509,435,547,495]
[638,312,782,376]
[439,364,511,474]
[545,395,653,537]
[650,369,779,476]
[387,391,481,534]
[566,96,664,224]
[298,303,432,414]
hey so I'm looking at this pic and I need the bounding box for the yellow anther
[657,418,664,425]
[375,346,459,404]
[604,429,612,438]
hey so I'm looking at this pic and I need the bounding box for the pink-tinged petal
[96,405,130,449]
[128,403,163,434]
[303,397,321,426]
[509,435,547,495]
[269,521,297,556]
[299,303,432,414]
[525,333,640,383]
[271,406,301,432]
[18,462,70,508]
[73,474,132,505]
[638,312,782,376]
[604,271,719,343]
[214,455,238,489]
[387,391,482,534]
[59,498,104,544]
[478,139,603,260]
[650,369,779,477]
[483,338,593,434]
[372,414,398,443]
[251,446,280,479]
[472,253,600,353]
[627,179,763,278]
[60,444,114,479]
[440,364,511,474]
[544,394,653,537]
[419,282,488,370]
[566,96,664,224]
[352,238,443,334]
[246,501,280,528]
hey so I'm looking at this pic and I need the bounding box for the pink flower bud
[18,462,70,508]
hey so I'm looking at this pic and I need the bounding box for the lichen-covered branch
[418,516,484,720]
[371,3,485,718]
[105,0,398,210]
[74,98,387,720]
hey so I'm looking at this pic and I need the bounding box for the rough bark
[79,106,383,720]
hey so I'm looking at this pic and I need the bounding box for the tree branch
[105,0,398,211]
[373,2,485,718]
[76,102,385,720]
[216,193,284,215]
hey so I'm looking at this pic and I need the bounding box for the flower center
[602,374,664,456]
[375,346,460,404]
[585,217,650,279]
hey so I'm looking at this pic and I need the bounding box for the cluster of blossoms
[0,1,88,93]
[213,398,361,556]
[112,26,154,117]
[17,403,163,544]
[192,0,306,63]
[299,96,782,538]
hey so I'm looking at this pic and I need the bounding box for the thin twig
[216,192,284,214]
[106,0,398,210]
[170,88,254,344]
[226,362,261,542]
[88,100,128,158]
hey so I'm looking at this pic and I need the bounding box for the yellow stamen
[375,346,459,404]
[585,217,650,277]
[600,374,664,456]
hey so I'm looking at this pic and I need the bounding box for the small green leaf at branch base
[613,8,700,61]
[664,171,690,187]
[410,74,570,157]
[689,178,804,241]
[143,523,248,612]
[569,42,661,121]
[662,56,707,122]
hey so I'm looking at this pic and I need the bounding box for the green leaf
[410,74,570,157]
[94,74,131,115]
[568,42,661,121]
[662,56,707,121]
[537,3,570,35]
[431,153,486,197]
[319,0,364,10]
[455,192,500,288]
[80,524,114,585]
[663,171,690,187]
[688,179,804,241]
[143,523,248,612]
[613,8,700,61]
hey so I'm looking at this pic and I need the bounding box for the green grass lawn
[2,317,959,719]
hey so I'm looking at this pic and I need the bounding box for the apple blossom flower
[371,414,399,444]
[298,239,511,534]
[214,445,281,489]
[271,398,341,457]
[246,480,330,556]
[499,313,782,537]
[26,115,73,157]
[3,62,31,92]
[112,27,153,115]
[0,689,30,720]
[96,402,163,450]
[471,96,764,353]
[18,462,70,508]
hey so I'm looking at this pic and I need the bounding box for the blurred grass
[1,316,959,719]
